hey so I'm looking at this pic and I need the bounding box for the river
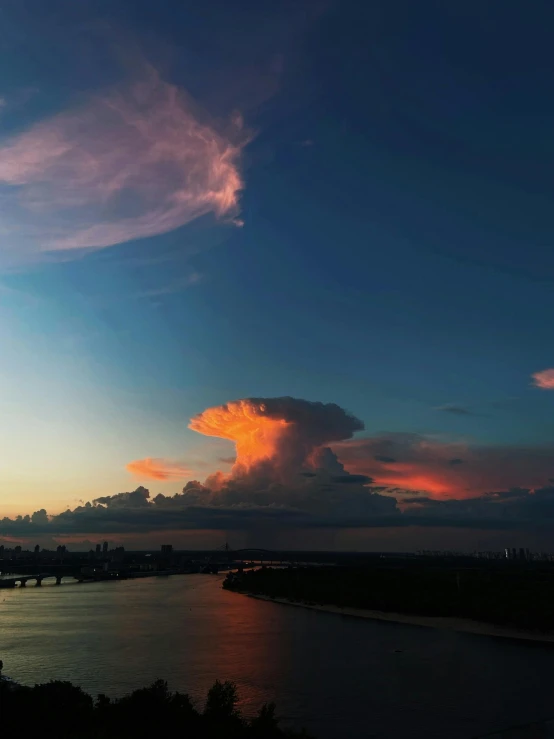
[1,574,554,738]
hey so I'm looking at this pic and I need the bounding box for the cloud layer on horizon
[0,63,246,266]
[6,481,554,540]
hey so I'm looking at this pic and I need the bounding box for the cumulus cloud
[182,398,393,525]
[532,369,554,389]
[189,396,364,486]
[333,433,554,498]
[0,63,247,265]
[126,458,192,481]
[93,486,151,507]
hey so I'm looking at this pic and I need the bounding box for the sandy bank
[239,592,554,644]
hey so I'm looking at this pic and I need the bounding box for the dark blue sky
[2,1,554,547]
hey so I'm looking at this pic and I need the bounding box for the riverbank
[242,592,554,644]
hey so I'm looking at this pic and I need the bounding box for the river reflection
[2,575,554,739]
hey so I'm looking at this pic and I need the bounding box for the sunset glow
[126,458,192,481]
[189,399,291,476]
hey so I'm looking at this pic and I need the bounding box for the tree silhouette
[204,680,240,720]
[0,674,313,739]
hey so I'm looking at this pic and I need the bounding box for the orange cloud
[333,435,554,499]
[190,399,290,477]
[0,62,247,263]
[189,397,363,484]
[126,458,192,481]
[532,368,554,389]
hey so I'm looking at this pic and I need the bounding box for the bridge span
[0,573,74,588]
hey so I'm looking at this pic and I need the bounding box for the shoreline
[239,592,554,645]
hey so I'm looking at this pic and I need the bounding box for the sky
[2,0,554,551]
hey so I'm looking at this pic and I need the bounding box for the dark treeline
[0,676,313,739]
[225,565,554,632]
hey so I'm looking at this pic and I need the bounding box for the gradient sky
[2,1,554,549]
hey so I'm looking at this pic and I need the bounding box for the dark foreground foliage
[0,676,313,739]
[226,564,554,633]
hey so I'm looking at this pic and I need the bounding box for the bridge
[0,572,75,588]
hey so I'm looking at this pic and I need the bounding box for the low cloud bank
[5,480,554,539]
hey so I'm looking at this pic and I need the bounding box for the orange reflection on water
[104,574,291,715]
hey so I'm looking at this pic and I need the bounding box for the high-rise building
[112,546,125,562]
[161,544,173,555]
[34,544,40,555]
[95,543,101,558]
[103,541,108,554]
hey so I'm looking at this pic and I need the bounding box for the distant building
[34,544,40,555]
[512,548,517,560]
[504,548,510,559]
[519,547,526,560]
[161,545,173,555]
[111,546,125,562]
[103,541,108,554]
[95,544,101,558]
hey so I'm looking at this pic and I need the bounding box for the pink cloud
[126,458,192,481]
[532,368,554,389]
[332,433,554,499]
[0,64,247,261]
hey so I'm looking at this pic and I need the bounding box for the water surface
[2,575,554,738]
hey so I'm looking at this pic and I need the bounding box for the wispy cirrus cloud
[532,368,554,389]
[434,404,475,416]
[0,63,247,266]
[126,457,192,481]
